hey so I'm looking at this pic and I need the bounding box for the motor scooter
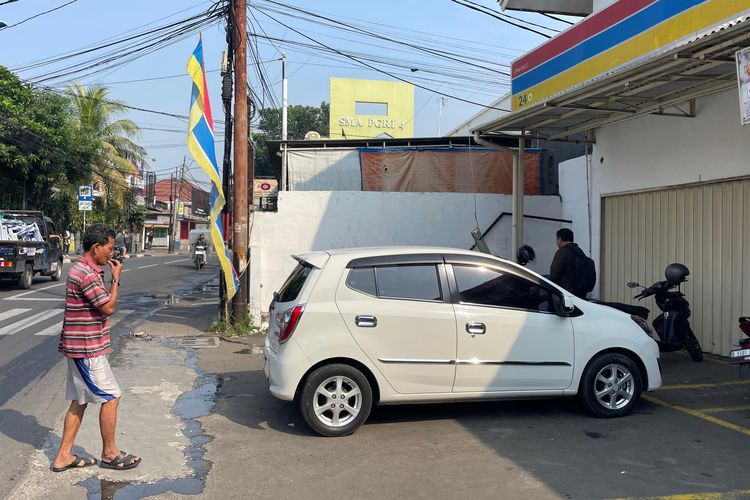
[730,317,750,378]
[194,244,206,270]
[602,263,703,362]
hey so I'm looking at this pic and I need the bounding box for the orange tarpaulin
[360,149,541,194]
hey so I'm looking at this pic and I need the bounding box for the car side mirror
[555,294,576,316]
[627,282,641,289]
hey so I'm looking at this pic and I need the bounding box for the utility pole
[438,96,445,136]
[231,0,249,321]
[281,52,288,191]
[177,156,186,251]
[220,39,234,321]
[168,170,175,254]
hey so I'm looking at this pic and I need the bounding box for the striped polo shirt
[58,256,111,358]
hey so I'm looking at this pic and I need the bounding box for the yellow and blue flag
[187,35,239,299]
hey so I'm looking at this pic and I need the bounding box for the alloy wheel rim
[313,375,362,428]
[594,363,634,410]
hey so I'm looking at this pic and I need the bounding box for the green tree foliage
[253,101,329,176]
[66,83,147,206]
[0,66,98,222]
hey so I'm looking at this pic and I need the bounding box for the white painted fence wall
[249,191,567,318]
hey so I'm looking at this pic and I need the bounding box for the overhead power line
[253,7,510,112]
[0,0,78,31]
[450,0,554,38]
[541,12,576,25]
[255,0,510,77]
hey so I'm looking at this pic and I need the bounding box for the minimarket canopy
[476,10,750,142]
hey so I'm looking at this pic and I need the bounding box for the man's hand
[108,258,122,280]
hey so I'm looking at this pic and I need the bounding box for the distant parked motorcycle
[602,263,703,362]
[194,244,207,270]
[730,317,750,378]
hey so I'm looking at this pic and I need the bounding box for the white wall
[558,155,592,256]
[249,191,566,317]
[583,89,750,293]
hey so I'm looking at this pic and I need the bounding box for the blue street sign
[78,185,93,201]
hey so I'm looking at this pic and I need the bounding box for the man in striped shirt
[52,224,141,472]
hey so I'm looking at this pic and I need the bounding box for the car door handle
[466,322,486,335]
[355,315,377,328]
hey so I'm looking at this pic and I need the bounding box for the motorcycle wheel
[684,327,703,362]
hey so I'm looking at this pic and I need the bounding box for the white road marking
[3,298,63,302]
[3,282,66,300]
[0,308,64,335]
[34,309,135,336]
[35,321,62,336]
[137,264,159,269]
[165,259,190,264]
[122,269,132,273]
[0,308,31,322]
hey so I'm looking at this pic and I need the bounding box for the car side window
[375,264,442,301]
[453,265,555,313]
[346,267,377,296]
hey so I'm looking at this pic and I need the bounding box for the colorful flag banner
[187,35,239,299]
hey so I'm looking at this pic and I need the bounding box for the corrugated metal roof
[478,13,750,142]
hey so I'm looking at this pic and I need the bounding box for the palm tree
[67,83,147,206]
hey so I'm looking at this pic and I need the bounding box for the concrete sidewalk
[7,281,222,499]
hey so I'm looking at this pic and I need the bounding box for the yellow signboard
[329,78,414,139]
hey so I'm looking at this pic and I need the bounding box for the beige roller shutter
[601,178,750,356]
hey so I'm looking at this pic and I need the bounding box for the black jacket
[550,242,586,296]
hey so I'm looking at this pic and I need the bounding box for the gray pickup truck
[0,210,64,289]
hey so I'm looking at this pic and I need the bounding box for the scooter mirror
[627,282,641,289]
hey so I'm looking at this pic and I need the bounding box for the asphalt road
[0,253,216,498]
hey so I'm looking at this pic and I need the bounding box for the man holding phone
[52,223,141,472]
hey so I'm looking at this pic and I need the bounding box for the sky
[0,0,576,188]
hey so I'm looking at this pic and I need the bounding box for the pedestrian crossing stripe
[0,308,31,322]
[0,309,135,336]
[34,309,135,336]
[0,309,63,335]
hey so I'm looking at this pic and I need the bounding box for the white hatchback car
[264,247,661,437]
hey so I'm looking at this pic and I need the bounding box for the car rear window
[277,263,313,303]
[375,265,441,301]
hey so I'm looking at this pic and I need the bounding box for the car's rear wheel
[580,353,642,418]
[18,263,33,290]
[50,260,63,281]
[300,364,372,437]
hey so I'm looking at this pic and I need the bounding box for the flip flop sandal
[100,451,141,471]
[52,455,97,472]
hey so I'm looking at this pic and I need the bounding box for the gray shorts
[66,356,122,404]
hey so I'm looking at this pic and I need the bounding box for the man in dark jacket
[549,228,588,298]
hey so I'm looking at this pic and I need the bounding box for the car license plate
[730,349,750,363]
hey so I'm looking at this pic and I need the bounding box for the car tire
[50,260,63,281]
[580,352,642,418]
[18,263,33,290]
[300,364,373,437]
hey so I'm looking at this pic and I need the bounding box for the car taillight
[278,305,304,344]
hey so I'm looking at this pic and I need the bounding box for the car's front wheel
[300,364,372,437]
[580,353,642,418]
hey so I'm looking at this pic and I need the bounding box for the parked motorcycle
[194,244,206,270]
[730,317,750,378]
[605,263,703,362]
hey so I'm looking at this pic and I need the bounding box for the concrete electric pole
[281,52,288,190]
[231,0,249,321]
